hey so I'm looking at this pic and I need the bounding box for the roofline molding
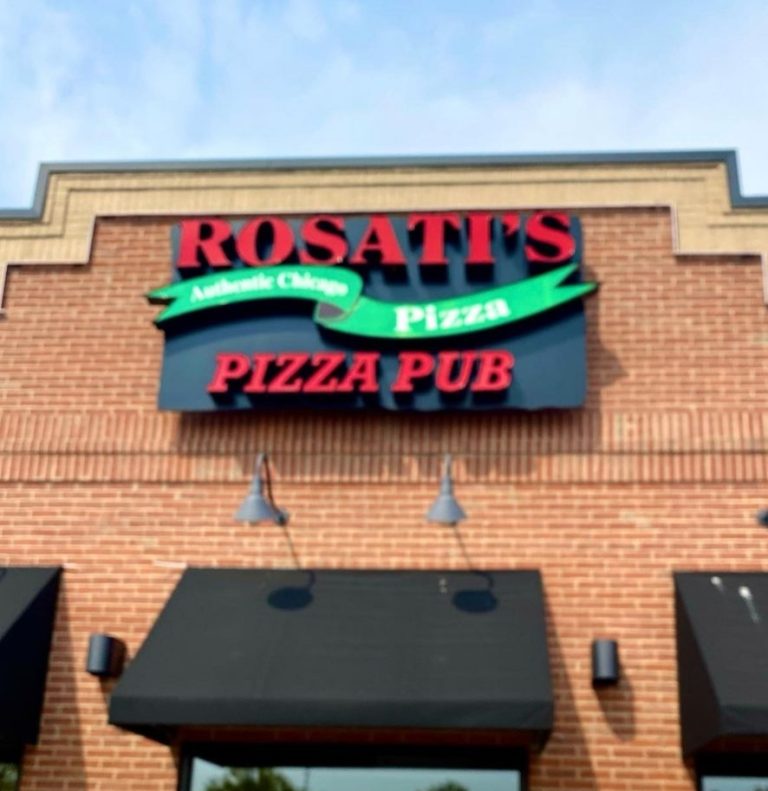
[0,148,763,220]
[1,148,768,313]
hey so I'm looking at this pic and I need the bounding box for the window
[189,760,521,791]
[0,762,20,791]
[699,756,768,791]
[183,745,525,791]
[701,777,768,791]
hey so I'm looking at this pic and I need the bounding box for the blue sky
[0,0,766,207]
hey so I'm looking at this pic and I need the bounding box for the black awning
[675,572,768,756]
[0,567,61,747]
[109,569,553,747]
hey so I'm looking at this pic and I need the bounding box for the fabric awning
[109,568,553,747]
[0,567,61,747]
[675,571,768,755]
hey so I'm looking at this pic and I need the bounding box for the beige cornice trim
[1,153,768,314]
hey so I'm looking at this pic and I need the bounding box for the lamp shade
[234,454,288,525]
[426,455,466,525]
[235,484,282,524]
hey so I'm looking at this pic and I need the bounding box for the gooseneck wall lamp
[235,452,289,526]
[426,454,467,526]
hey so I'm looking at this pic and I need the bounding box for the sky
[0,0,766,208]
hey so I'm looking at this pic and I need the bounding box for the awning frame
[109,568,554,750]
[675,571,768,756]
[0,566,61,748]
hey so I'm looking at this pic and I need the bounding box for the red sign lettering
[472,350,515,391]
[178,219,232,268]
[175,212,577,272]
[525,211,575,265]
[205,350,514,397]
[408,213,461,265]
[207,352,251,392]
[349,216,406,266]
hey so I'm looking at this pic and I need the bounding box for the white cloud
[0,0,767,206]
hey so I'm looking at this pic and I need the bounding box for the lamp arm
[443,453,452,478]
[262,453,284,520]
[254,452,266,479]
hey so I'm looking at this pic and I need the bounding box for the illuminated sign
[149,211,596,411]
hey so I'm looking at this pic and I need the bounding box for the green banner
[148,264,596,340]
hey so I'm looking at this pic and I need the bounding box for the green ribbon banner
[148,264,596,340]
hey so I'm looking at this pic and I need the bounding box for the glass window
[701,778,768,791]
[189,758,522,791]
[0,762,20,791]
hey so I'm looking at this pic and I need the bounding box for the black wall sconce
[86,633,126,678]
[756,508,768,527]
[592,638,620,687]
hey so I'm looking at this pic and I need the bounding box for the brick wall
[0,207,767,790]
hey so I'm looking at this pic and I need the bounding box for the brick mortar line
[0,454,764,484]
[0,448,765,457]
[0,414,766,452]
[0,476,764,485]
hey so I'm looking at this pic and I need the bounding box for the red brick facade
[1,200,767,789]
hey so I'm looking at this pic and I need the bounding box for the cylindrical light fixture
[86,633,126,678]
[592,639,620,687]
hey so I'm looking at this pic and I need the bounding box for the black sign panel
[148,211,596,411]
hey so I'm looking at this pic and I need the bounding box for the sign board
[148,211,596,411]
